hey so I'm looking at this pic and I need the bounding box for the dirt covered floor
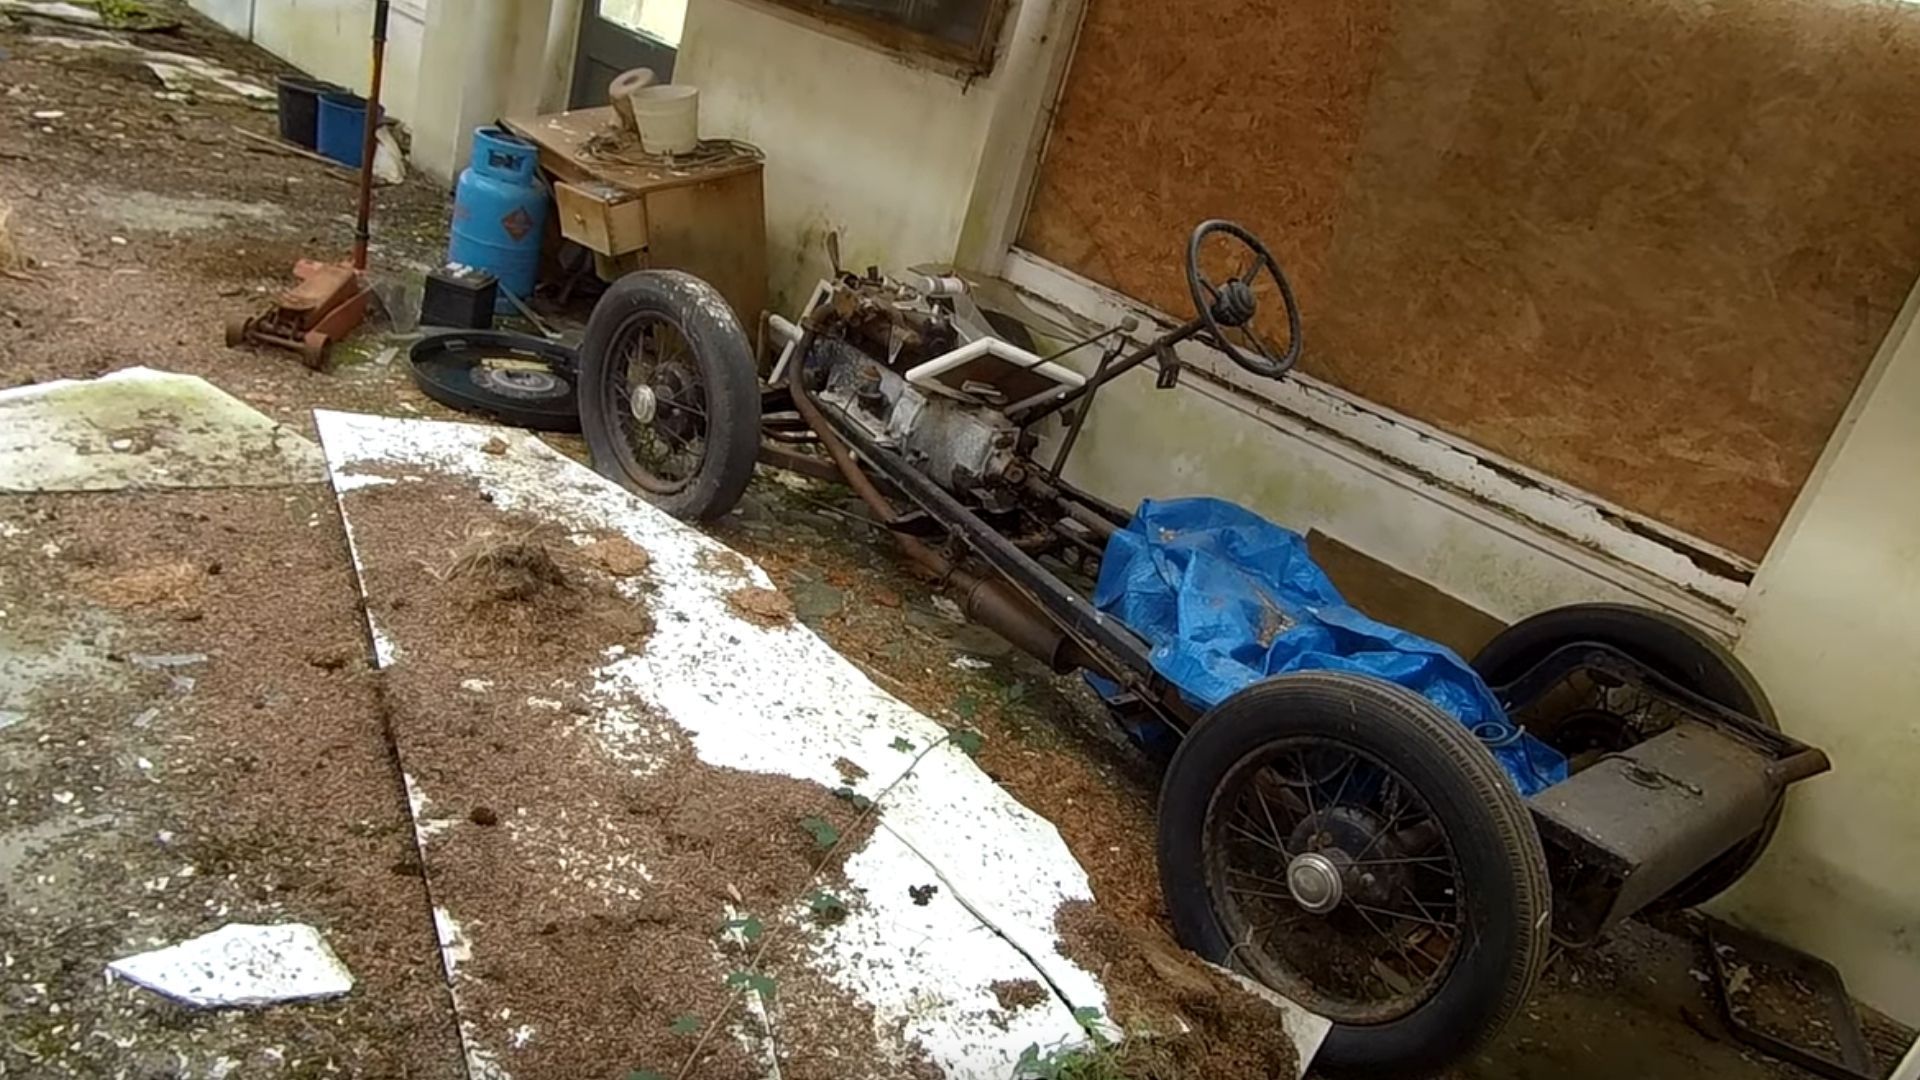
[0,0,494,434]
[0,2,1913,1078]
[0,485,462,1077]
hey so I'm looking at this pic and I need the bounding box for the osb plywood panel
[1022,0,1920,559]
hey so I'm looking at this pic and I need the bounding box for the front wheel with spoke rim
[579,271,760,521]
[1158,671,1550,1078]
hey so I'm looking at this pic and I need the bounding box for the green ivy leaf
[721,916,763,942]
[799,816,840,849]
[889,736,915,753]
[1072,1005,1111,1047]
[831,786,874,812]
[726,970,778,1001]
[807,889,848,920]
[950,728,985,757]
[953,694,980,719]
[1001,681,1030,706]
[668,1014,701,1035]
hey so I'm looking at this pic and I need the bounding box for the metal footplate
[1502,645,1829,942]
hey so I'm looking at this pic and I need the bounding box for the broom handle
[351,0,390,272]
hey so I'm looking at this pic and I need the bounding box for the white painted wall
[188,0,562,181]
[1718,285,1920,1023]
[410,0,557,180]
[191,0,253,35]
[187,0,428,128]
[673,0,1065,312]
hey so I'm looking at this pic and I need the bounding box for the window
[756,0,1009,75]
[600,0,687,48]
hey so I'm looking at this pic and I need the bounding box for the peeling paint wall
[672,0,1064,313]
[1719,284,1920,1026]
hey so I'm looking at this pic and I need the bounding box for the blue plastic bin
[316,91,377,168]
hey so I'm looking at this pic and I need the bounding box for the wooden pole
[351,0,390,272]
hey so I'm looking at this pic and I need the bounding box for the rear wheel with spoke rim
[1159,672,1550,1078]
[609,315,708,494]
[579,271,759,521]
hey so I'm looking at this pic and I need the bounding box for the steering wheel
[1185,219,1303,379]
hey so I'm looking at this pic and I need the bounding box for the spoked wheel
[1473,602,1781,910]
[579,271,759,521]
[1159,672,1550,1078]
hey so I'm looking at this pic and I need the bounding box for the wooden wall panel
[1021,0,1920,559]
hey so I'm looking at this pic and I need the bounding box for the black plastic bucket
[275,75,337,149]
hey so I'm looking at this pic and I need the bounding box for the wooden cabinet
[505,108,769,326]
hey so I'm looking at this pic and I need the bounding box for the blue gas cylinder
[449,127,549,312]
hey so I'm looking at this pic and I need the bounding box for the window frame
[746,0,1012,77]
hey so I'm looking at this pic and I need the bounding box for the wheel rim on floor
[1204,737,1465,1025]
[602,311,709,495]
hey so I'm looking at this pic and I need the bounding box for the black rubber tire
[578,270,760,521]
[1158,671,1551,1078]
[408,331,582,433]
[1472,602,1781,910]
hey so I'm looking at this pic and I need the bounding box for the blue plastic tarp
[1092,497,1565,796]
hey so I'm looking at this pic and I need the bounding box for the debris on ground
[0,197,22,277]
[0,484,463,1077]
[727,584,795,626]
[83,557,206,614]
[1053,901,1314,1078]
[580,534,651,577]
[445,530,569,601]
[1739,964,1841,1053]
[422,516,654,657]
[108,923,355,1008]
[993,979,1050,1014]
[374,125,407,185]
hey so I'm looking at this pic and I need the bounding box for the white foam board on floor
[107,922,354,1008]
[314,410,1327,1079]
[0,367,324,492]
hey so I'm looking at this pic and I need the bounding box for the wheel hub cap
[629,384,657,423]
[1287,851,1344,914]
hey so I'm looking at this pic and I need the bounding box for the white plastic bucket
[630,84,699,154]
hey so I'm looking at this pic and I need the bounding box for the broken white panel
[0,1,100,23]
[809,827,1096,1076]
[0,368,324,492]
[875,763,1110,1015]
[107,923,353,1008]
[315,411,1328,1078]
[31,33,274,103]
